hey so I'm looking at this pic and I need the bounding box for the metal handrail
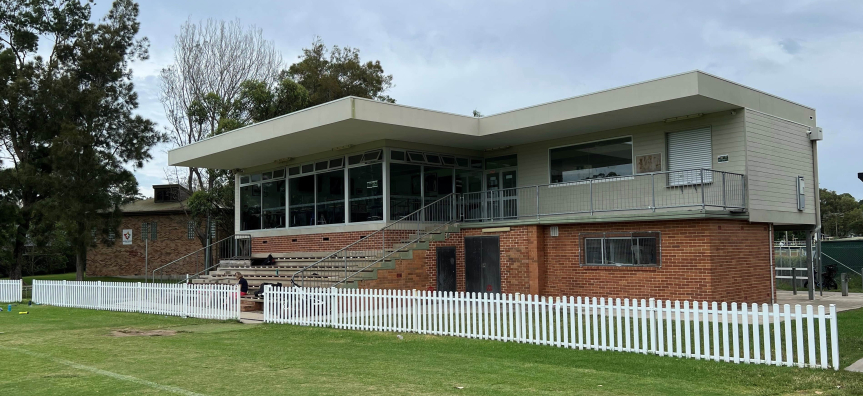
[151,234,251,283]
[291,193,457,287]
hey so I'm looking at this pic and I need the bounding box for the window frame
[580,231,661,267]
[547,136,635,185]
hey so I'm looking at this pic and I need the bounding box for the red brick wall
[247,218,774,303]
[541,219,772,303]
[87,214,205,277]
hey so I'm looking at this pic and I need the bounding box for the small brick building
[87,185,206,278]
[168,71,823,304]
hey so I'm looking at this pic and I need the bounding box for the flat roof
[168,70,816,170]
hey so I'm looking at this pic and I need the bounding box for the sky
[102,0,863,199]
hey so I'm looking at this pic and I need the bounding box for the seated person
[235,272,249,296]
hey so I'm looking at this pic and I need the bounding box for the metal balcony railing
[460,168,745,222]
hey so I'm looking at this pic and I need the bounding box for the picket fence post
[137,282,142,313]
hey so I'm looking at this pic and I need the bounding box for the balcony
[458,169,746,223]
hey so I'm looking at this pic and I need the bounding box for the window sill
[580,265,660,271]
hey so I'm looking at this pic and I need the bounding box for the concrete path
[239,311,264,324]
[776,290,863,312]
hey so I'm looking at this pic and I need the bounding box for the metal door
[464,236,501,294]
[436,246,457,292]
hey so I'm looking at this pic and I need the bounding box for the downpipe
[769,224,775,304]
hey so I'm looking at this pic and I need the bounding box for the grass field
[1,304,863,395]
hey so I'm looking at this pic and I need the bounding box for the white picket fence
[33,280,240,320]
[0,280,23,302]
[264,287,841,370]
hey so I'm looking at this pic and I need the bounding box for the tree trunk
[10,210,32,280]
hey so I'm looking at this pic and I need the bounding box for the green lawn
[1,304,863,395]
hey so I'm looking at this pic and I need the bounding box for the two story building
[168,71,822,303]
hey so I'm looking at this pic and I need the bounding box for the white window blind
[667,127,712,186]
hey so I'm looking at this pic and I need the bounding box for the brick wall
[247,218,774,303]
[87,213,204,277]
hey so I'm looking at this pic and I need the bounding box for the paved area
[776,290,863,312]
[239,311,264,324]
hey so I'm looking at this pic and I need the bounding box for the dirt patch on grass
[109,328,177,337]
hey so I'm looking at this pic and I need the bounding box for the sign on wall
[636,153,662,173]
[122,229,133,245]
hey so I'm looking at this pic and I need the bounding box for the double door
[464,236,501,294]
[484,169,517,220]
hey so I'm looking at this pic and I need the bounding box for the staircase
[191,194,460,296]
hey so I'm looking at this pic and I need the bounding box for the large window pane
[456,170,483,220]
[423,167,453,206]
[485,154,517,170]
[289,175,315,227]
[262,180,286,229]
[240,184,261,231]
[316,170,345,225]
[349,163,383,222]
[390,163,422,219]
[550,137,633,183]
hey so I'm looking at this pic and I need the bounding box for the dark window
[288,167,300,176]
[262,171,272,181]
[550,137,633,183]
[425,154,441,164]
[349,163,383,222]
[262,180,286,229]
[582,232,659,266]
[315,161,329,171]
[348,154,363,165]
[240,184,261,230]
[470,159,483,169]
[301,164,314,173]
[316,170,345,225]
[289,175,314,227]
[329,158,344,168]
[154,187,180,203]
[390,163,422,219]
[423,167,453,206]
[391,150,406,161]
[441,156,455,166]
[250,174,261,183]
[456,158,469,168]
[485,154,517,170]
[362,150,382,162]
[273,169,285,179]
[407,152,425,163]
[240,176,250,184]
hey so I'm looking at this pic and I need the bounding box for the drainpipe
[769,224,775,304]
[810,133,822,300]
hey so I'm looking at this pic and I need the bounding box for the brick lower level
[254,218,774,303]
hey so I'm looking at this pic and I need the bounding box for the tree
[820,188,863,238]
[287,37,395,106]
[0,0,94,279]
[160,19,282,249]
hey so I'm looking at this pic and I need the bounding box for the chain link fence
[774,240,863,293]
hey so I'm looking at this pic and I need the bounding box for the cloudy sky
[103,0,862,199]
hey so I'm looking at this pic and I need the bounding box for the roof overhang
[168,71,816,170]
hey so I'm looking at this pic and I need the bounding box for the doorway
[464,236,501,293]
[436,246,457,292]
[485,169,517,219]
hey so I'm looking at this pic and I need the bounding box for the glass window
[316,170,345,225]
[363,150,382,162]
[582,232,659,266]
[441,156,455,166]
[390,163,422,219]
[262,180,286,229]
[315,161,329,171]
[329,158,344,168]
[408,152,425,163]
[470,159,483,169]
[262,171,272,181]
[301,164,313,173]
[240,185,261,230]
[423,167,453,206]
[273,169,285,179]
[348,154,363,165]
[455,170,482,194]
[289,176,314,227]
[240,175,250,184]
[425,154,441,164]
[288,167,300,176]
[550,137,633,183]
[391,150,405,161]
[250,174,261,182]
[485,154,517,169]
[349,163,383,222]
[456,158,469,168]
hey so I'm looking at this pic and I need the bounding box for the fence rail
[33,280,239,320]
[264,287,840,370]
[0,280,22,302]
